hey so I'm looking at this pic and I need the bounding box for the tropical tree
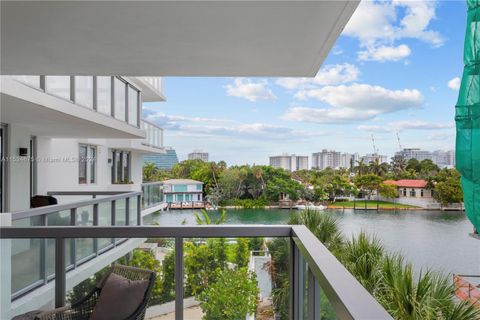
[353,174,384,199]
[379,183,398,200]
[354,159,369,176]
[194,209,226,225]
[430,169,463,205]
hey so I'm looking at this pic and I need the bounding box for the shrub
[198,268,259,320]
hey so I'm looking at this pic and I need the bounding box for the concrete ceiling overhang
[1,1,359,77]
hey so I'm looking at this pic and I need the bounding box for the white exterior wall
[36,138,143,199]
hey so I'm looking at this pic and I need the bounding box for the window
[111,150,131,184]
[410,189,416,197]
[74,76,94,108]
[96,76,112,115]
[403,188,407,196]
[114,78,126,121]
[420,189,424,197]
[45,76,71,100]
[128,86,138,126]
[79,145,96,184]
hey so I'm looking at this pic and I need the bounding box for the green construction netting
[456,0,480,232]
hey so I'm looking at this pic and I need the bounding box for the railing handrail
[47,191,131,196]
[1,225,393,319]
[141,181,164,186]
[11,191,141,221]
[292,225,393,320]
[0,225,291,238]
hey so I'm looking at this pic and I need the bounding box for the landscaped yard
[329,200,419,209]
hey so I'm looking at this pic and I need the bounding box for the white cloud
[344,0,444,47]
[358,120,454,133]
[276,63,359,90]
[282,106,377,124]
[282,84,424,124]
[225,78,276,102]
[298,83,424,113]
[143,109,323,141]
[358,44,411,62]
[448,77,461,90]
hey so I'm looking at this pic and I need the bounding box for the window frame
[78,144,97,185]
[111,150,131,184]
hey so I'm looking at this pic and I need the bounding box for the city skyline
[143,1,463,165]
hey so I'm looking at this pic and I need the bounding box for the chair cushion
[90,272,149,320]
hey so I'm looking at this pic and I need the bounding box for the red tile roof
[384,179,428,188]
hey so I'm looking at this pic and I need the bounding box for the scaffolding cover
[456,0,480,232]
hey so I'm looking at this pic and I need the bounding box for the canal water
[146,208,480,275]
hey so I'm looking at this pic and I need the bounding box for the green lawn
[329,200,419,209]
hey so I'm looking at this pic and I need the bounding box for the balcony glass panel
[74,76,94,108]
[45,76,71,100]
[98,201,114,250]
[96,76,112,115]
[115,199,127,226]
[128,86,138,126]
[11,76,41,88]
[11,217,43,294]
[46,211,73,277]
[114,78,126,121]
[75,205,94,262]
[129,196,138,226]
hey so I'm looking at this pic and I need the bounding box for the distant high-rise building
[361,153,389,164]
[144,147,179,170]
[395,148,455,168]
[188,150,209,162]
[339,153,360,169]
[269,154,308,172]
[311,149,341,170]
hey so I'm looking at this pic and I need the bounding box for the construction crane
[371,134,378,155]
[396,132,403,151]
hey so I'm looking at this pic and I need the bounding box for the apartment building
[144,147,179,170]
[339,152,360,169]
[269,154,309,172]
[311,150,340,170]
[361,153,389,164]
[0,74,167,316]
[395,148,455,168]
[188,150,209,162]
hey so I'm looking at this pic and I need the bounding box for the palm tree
[193,208,226,225]
[143,162,158,182]
[354,159,368,176]
[288,208,344,252]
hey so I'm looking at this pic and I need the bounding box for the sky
[143,0,466,166]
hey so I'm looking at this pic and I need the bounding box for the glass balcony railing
[142,182,164,209]
[138,76,163,94]
[141,120,164,149]
[0,225,393,320]
[8,191,141,300]
[10,75,142,128]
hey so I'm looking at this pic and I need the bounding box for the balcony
[105,120,165,155]
[0,213,392,319]
[1,76,145,139]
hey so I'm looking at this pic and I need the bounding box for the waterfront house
[163,179,203,203]
[383,179,438,208]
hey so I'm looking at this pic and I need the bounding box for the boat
[295,203,326,211]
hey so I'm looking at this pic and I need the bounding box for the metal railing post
[55,238,66,308]
[289,238,296,320]
[175,237,184,320]
[137,194,142,226]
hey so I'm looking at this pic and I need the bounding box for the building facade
[163,179,203,203]
[395,148,455,168]
[311,150,340,170]
[0,74,167,317]
[269,154,308,172]
[188,150,209,162]
[361,153,389,164]
[144,147,179,170]
[339,152,359,169]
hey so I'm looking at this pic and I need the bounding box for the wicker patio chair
[35,264,156,320]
